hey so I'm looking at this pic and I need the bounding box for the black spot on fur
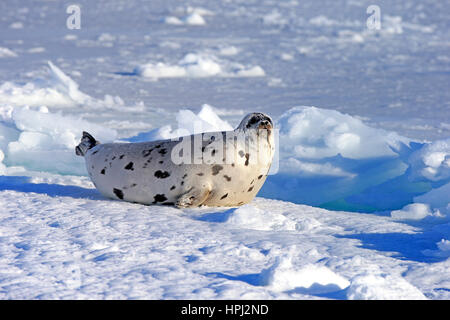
[154,170,170,178]
[92,150,98,155]
[258,174,263,179]
[162,202,174,206]
[113,188,124,200]
[100,168,106,175]
[155,144,161,148]
[239,150,245,158]
[231,163,235,167]
[250,179,254,185]
[111,156,116,160]
[152,194,167,204]
[197,173,204,176]
[181,181,184,186]
[246,116,259,128]
[211,149,216,156]
[212,165,223,175]
[248,186,254,192]
[159,160,164,164]
[223,175,232,181]
[182,174,188,179]
[220,193,228,200]
[201,146,206,152]
[119,154,125,159]
[170,185,176,190]
[142,149,153,157]
[158,148,167,155]
[245,153,250,166]
[124,162,134,170]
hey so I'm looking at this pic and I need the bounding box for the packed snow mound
[347,273,427,300]
[0,106,117,175]
[164,6,212,26]
[226,205,297,231]
[0,62,128,109]
[391,203,436,220]
[260,256,350,293]
[0,47,18,58]
[135,53,265,79]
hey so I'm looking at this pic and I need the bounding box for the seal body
[76,113,275,208]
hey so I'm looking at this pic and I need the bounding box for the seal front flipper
[75,131,100,156]
[175,185,211,208]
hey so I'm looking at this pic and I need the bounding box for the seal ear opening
[75,131,100,156]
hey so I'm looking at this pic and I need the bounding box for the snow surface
[0,0,449,300]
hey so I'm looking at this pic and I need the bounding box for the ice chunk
[260,106,413,210]
[164,16,183,25]
[184,13,206,25]
[408,138,450,182]
[0,106,116,175]
[277,106,409,160]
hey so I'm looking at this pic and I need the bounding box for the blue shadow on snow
[336,231,448,263]
[0,175,104,200]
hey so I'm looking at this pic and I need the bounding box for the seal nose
[258,120,272,130]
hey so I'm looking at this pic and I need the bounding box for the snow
[0,0,448,300]
[347,273,426,300]
[261,258,350,293]
[226,205,297,231]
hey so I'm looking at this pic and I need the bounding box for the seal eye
[246,116,259,128]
